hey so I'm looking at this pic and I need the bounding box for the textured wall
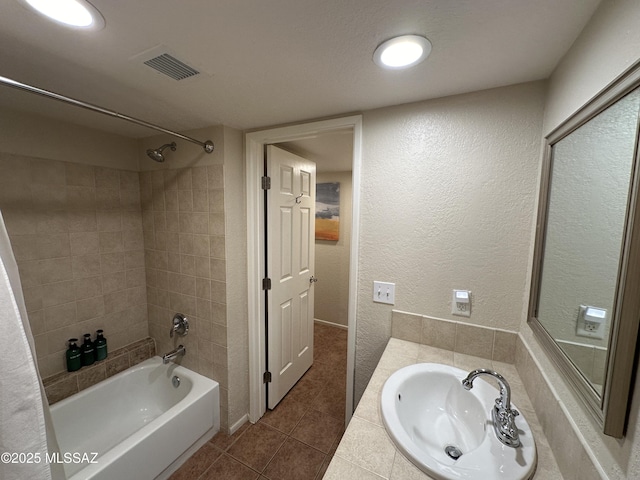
[543,0,640,135]
[522,0,640,478]
[0,107,138,170]
[222,125,250,432]
[314,171,352,327]
[354,82,546,401]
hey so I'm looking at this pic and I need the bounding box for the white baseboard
[230,413,250,435]
[314,318,348,330]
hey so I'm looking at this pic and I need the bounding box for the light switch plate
[373,281,395,305]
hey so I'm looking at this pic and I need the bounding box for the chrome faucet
[162,345,186,364]
[462,368,521,448]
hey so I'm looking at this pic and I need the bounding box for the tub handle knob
[170,313,189,338]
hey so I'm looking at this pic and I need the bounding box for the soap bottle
[66,338,82,372]
[95,329,108,361]
[80,333,95,366]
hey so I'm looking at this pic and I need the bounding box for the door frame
[245,115,363,425]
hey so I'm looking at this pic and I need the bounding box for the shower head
[146,142,177,162]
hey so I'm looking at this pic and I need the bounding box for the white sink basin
[380,363,536,480]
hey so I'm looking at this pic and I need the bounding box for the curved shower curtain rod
[0,74,214,154]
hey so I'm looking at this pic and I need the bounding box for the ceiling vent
[143,53,200,81]
[131,45,208,82]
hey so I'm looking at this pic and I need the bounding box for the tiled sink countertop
[324,338,563,480]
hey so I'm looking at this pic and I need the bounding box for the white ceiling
[0,0,602,138]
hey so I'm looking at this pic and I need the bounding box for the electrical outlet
[452,290,471,317]
[373,281,395,305]
[576,305,606,339]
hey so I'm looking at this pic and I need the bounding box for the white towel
[0,211,64,480]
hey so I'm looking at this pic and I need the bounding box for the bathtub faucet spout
[162,345,186,364]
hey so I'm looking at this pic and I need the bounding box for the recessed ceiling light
[21,0,105,30]
[373,35,432,70]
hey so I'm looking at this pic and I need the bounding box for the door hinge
[261,176,271,190]
[263,371,272,383]
[262,278,271,290]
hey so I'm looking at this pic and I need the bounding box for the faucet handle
[170,313,189,338]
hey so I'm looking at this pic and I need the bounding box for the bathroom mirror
[529,61,640,438]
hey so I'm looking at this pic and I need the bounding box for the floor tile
[286,373,322,405]
[227,422,287,472]
[177,322,347,480]
[168,442,222,480]
[300,361,333,384]
[311,382,346,420]
[209,421,251,451]
[315,455,332,480]
[200,454,261,480]
[263,438,326,480]
[315,344,346,367]
[260,395,308,434]
[291,409,343,453]
[328,430,344,457]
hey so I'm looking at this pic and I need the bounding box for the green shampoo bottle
[80,333,95,366]
[66,338,82,372]
[95,329,108,361]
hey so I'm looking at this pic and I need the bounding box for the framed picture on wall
[316,182,340,240]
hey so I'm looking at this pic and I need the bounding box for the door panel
[279,207,293,280]
[279,299,292,375]
[267,145,316,409]
[299,290,310,356]
[300,207,311,272]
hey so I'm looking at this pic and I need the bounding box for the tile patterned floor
[169,322,348,480]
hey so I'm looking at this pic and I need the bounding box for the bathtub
[50,357,220,480]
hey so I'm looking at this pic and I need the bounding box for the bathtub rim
[49,355,213,411]
[49,356,220,480]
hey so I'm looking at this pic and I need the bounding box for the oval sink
[380,363,536,480]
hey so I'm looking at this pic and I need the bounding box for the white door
[266,145,316,409]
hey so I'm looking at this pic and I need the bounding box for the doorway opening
[245,115,362,427]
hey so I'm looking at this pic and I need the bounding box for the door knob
[310,276,318,284]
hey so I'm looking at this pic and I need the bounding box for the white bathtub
[50,357,220,480]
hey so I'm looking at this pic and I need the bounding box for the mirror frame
[528,60,640,438]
